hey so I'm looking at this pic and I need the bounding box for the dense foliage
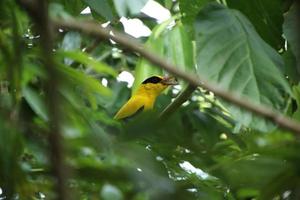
[0,0,300,199]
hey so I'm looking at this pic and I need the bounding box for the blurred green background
[0,0,300,199]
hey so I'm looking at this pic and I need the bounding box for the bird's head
[139,75,178,96]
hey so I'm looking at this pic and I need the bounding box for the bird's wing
[114,96,145,120]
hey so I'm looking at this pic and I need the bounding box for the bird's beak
[161,76,178,85]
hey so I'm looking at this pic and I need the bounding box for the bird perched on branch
[114,75,177,120]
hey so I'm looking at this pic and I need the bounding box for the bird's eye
[142,76,162,84]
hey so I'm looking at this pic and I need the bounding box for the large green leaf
[226,0,284,50]
[283,3,300,79]
[194,3,290,131]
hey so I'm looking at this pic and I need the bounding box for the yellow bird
[114,75,177,120]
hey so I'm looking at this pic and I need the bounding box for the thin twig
[159,84,196,119]
[19,0,69,199]
[53,18,300,135]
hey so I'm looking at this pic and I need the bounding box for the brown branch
[18,0,69,199]
[53,18,300,135]
[159,84,196,119]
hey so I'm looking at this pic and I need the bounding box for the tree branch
[19,0,69,199]
[53,18,300,135]
[159,84,196,119]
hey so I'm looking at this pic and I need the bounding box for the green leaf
[112,0,148,17]
[57,50,117,77]
[61,32,81,65]
[23,86,49,121]
[283,48,299,84]
[84,0,115,21]
[194,3,290,131]
[164,23,195,73]
[57,63,112,96]
[51,0,85,15]
[179,0,212,28]
[226,0,284,50]
[283,3,300,78]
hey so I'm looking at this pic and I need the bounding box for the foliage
[0,0,300,200]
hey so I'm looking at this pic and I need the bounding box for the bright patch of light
[172,84,181,95]
[117,71,134,88]
[182,101,190,106]
[156,156,163,161]
[81,7,91,14]
[145,145,151,150]
[187,188,198,193]
[179,161,209,179]
[220,133,227,140]
[102,21,110,28]
[109,31,116,44]
[120,17,151,38]
[137,168,142,172]
[141,0,171,23]
[101,78,108,87]
[283,190,291,199]
[0,188,2,195]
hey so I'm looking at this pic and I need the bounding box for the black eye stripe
[142,76,162,84]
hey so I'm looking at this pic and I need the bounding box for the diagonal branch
[53,18,300,135]
[159,84,196,119]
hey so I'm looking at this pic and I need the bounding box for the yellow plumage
[114,76,177,120]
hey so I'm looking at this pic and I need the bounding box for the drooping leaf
[23,86,49,121]
[194,3,290,131]
[56,63,112,96]
[57,50,117,77]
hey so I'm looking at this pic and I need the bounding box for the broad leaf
[226,0,284,50]
[194,3,290,131]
